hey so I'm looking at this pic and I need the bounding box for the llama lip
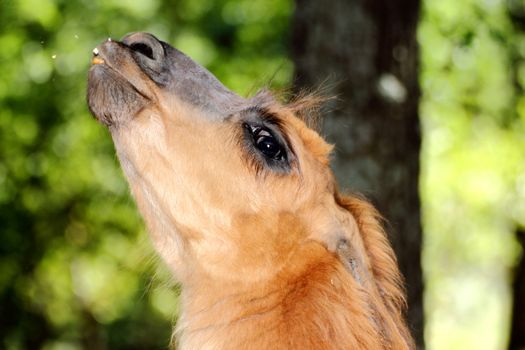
[87,39,152,127]
[91,47,105,65]
[92,56,105,65]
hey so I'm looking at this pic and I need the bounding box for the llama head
[87,33,365,283]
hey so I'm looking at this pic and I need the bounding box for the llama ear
[334,235,368,286]
[334,193,407,314]
[334,193,414,348]
[311,196,372,286]
[311,191,406,311]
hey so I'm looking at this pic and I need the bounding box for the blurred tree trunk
[291,0,423,347]
[509,228,525,349]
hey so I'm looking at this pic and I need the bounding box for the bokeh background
[0,0,524,349]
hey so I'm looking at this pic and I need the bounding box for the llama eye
[255,134,282,159]
[244,124,285,161]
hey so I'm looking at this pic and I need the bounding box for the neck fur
[174,241,408,350]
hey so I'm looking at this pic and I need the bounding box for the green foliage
[420,0,525,349]
[0,0,292,349]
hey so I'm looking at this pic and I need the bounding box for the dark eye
[245,124,284,160]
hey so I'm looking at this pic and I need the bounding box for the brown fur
[88,36,414,349]
[118,96,413,349]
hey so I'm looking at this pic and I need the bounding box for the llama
[87,32,414,349]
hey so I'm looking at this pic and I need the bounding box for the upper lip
[89,40,153,102]
[89,38,124,71]
[91,47,105,65]
[91,44,110,67]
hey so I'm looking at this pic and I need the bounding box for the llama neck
[175,241,405,350]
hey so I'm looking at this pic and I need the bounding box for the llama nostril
[130,42,155,60]
[121,32,164,63]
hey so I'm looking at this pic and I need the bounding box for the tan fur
[107,89,413,348]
